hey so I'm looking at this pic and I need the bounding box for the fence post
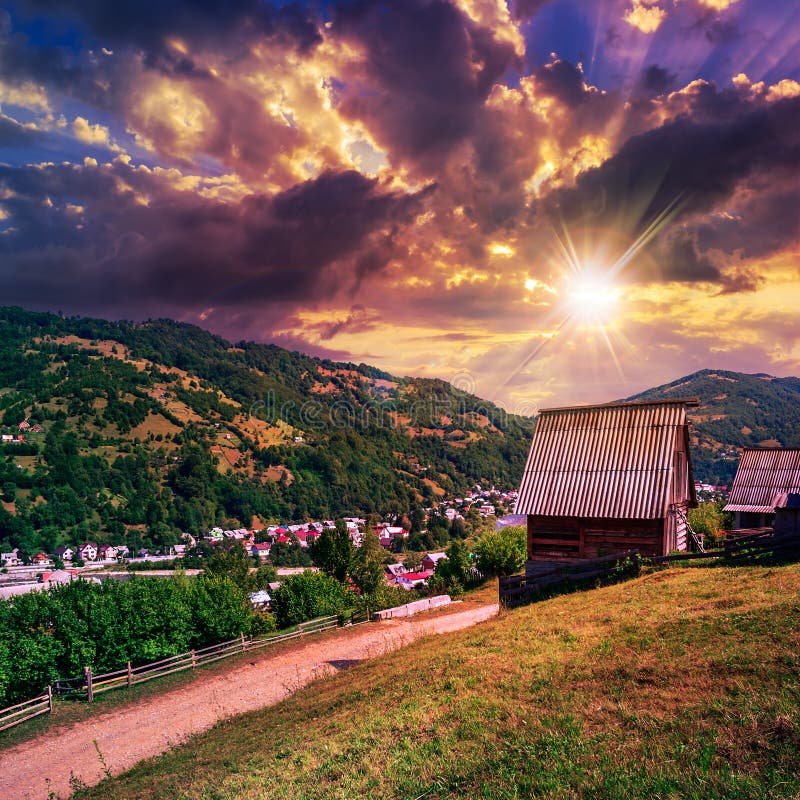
[47,684,53,714]
[127,661,133,689]
[240,632,246,652]
[85,666,93,703]
[191,649,196,669]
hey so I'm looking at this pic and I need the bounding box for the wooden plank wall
[528,515,662,560]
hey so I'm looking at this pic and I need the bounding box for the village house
[724,447,800,532]
[421,552,447,571]
[98,544,119,561]
[374,525,408,539]
[31,552,50,565]
[55,545,74,562]
[385,562,406,578]
[39,569,78,586]
[251,542,272,560]
[76,542,98,562]
[0,549,20,567]
[516,398,699,569]
[249,589,271,608]
[396,570,433,589]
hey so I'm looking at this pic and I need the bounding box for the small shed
[723,447,800,531]
[516,398,698,567]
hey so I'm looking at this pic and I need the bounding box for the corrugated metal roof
[723,448,800,513]
[516,400,694,520]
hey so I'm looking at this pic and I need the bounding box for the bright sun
[565,272,621,326]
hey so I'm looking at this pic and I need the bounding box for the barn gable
[516,398,698,562]
[724,448,800,514]
[516,399,698,520]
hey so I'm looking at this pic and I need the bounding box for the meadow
[72,563,800,799]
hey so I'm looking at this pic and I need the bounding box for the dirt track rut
[4,602,498,800]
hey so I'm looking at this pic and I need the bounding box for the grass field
[71,564,800,799]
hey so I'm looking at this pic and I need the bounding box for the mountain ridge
[1,306,799,556]
[625,367,800,483]
[0,307,533,556]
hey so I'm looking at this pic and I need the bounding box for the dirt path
[5,602,498,800]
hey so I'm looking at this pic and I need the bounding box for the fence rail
[499,551,640,607]
[1,612,365,733]
[650,529,800,566]
[501,529,800,608]
[0,688,52,732]
[67,615,347,701]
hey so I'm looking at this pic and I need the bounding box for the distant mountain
[0,307,534,556]
[625,369,800,484]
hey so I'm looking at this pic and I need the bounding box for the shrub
[474,525,526,577]
[271,571,355,628]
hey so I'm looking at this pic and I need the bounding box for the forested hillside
[2,306,798,559]
[626,369,800,484]
[0,307,534,557]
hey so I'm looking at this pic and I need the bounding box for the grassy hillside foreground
[75,565,800,800]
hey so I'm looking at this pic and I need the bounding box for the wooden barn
[724,447,800,533]
[515,398,698,570]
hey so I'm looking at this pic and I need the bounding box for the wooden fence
[73,614,344,701]
[499,550,640,607]
[2,612,356,732]
[501,530,800,608]
[0,688,52,732]
[650,528,800,566]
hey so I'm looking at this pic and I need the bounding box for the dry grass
[128,414,182,441]
[70,564,800,800]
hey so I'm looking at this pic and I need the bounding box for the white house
[98,544,118,561]
[421,552,447,571]
[249,590,271,607]
[76,542,98,562]
[251,542,272,561]
[396,570,434,590]
[0,549,20,567]
[55,545,75,562]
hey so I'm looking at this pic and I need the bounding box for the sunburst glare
[564,269,621,327]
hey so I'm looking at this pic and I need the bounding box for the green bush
[0,574,265,706]
[688,501,734,547]
[271,571,355,628]
[474,525,527,577]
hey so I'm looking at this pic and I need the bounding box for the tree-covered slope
[625,368,800,484]
[0,307,534,556]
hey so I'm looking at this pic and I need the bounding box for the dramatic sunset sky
[0,0,798,411]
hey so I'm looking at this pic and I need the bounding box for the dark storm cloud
[331,0,518,169]
[543,92,800,283]
[640,64,677,95]
[0,162,431,316]
[13,1,321,55]
[511,0,554,21]
[0,11,110,104]
[0,114,42,147]
[651,231,721,283]
[533,58,589,106]
[698,185,800,260]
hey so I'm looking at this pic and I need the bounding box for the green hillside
[3,305,799,559]
[625,369,800,485]
[72,564,800,799]
[0,307,534,557]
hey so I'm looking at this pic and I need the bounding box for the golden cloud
[623,1,667,34]
[72,116,121,152]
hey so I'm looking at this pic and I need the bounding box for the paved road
[3,602,498,800]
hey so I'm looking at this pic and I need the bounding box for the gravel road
[4,602,498,800]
